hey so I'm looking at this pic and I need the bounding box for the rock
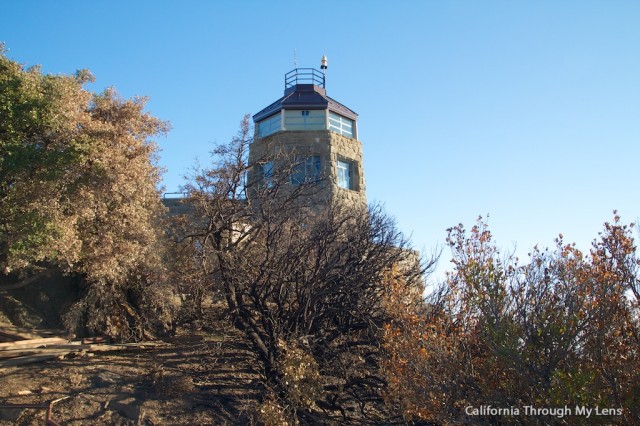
[92,371,120,387]
[108,397,140,420]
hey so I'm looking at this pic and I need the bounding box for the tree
[0,47,173,339]
[181,116,428,422]
[383,215,640,424]
[578,214,640,418]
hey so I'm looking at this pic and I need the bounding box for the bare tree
[181,115,428,422]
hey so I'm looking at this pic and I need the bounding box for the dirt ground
[0,309,266,425]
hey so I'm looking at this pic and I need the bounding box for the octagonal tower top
[253,57,357,139]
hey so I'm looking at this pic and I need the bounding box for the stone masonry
[248,129,366,211]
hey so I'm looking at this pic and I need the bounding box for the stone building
[157,61,424,312]
[248,61,366,212]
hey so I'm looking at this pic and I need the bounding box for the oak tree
[0,48,172,339]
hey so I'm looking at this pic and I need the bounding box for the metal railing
[285,68,325,89]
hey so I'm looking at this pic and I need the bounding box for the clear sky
[3,1,639,279]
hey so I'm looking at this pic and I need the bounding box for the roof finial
[320,54,328,73]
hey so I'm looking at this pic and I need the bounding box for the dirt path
[0,311,264,425]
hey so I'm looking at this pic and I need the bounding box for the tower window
[337,159,354,190]
[291,156,321,186]
[284,110,325,131]
[259,161,274,189]
[258,113,281,137]
[329,112,354,138]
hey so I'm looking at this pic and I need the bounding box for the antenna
[293,49,298,69]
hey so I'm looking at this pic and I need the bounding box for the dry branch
[0,337,68,351]
[0,347,78,360]
[0,339,168,367]
[0,351,72,367]
[0,323,63,341]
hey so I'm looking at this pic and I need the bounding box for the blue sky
[3,1,639,279]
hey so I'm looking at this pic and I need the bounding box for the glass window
[258,113,281,137]
[291,156,321,186]
[337,160,353,189]
[261,161,274,189]
[284,110,325,131]
[329,112,354,138]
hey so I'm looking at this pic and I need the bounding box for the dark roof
[253,83,358,122]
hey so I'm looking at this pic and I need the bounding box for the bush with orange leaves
[383,213,640,424]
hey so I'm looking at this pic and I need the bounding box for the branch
[0,269,58,292]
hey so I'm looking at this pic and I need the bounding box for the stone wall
[248,130,367,212]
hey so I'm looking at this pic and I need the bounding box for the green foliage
[0,49,173,340]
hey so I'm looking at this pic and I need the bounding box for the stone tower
[249,59,366,212]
